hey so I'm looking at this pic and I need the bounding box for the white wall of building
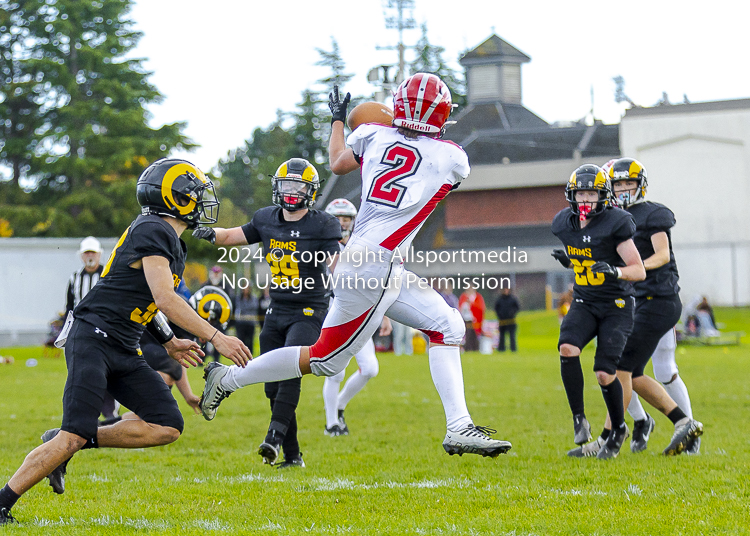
[620,100,750,305]
[0,238,116,347]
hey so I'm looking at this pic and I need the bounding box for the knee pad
[593,353,618,376]
[359,358,379,380]
[440,308,465,345]
[651,349,679,384]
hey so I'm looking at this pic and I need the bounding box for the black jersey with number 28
[75,214,187,350]
[241,207,341,307]
[552,205,636,302]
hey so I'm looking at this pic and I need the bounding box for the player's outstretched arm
[193,226,248,247]
[329,121,359,176]
[328,85,359,176]
[142,256,251,367]
[615,239,646,281]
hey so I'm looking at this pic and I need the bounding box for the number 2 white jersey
[347,124,470,255]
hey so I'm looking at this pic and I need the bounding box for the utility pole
[371,0,417,101]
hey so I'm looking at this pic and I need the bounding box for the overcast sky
[128,0,749,172]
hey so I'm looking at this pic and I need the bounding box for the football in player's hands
[347,101,394,131]
[192,227,216,244]
[591,261,620,279]
[551,249,571,268]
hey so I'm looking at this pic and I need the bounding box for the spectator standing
[459,286,485,352]
[494,287,520,352]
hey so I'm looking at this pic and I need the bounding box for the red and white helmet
[325,198,357,218]
[392,73,452,136]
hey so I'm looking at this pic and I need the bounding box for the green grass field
[1,309,749,535]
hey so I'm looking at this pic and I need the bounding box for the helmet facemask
[184,179,219,228]
[565,165,612,222]
[608,158,648,208]
[273,177,316,212]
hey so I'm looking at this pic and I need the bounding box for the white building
[620,98,750,306]
[0,238,116,346]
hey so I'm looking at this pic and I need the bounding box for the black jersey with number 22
[552,206,636,302]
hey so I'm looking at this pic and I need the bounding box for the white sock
[428,345,472,431]
[221,346,302,391]
[323,371,345,428]
[337,371,370,410]
[663,375,693,419]
[627,393,648,421]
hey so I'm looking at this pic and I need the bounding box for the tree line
[1,1,465,245]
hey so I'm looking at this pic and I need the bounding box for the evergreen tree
[315,37,353,89]
[0,0,194,237]
[0,1,50,199]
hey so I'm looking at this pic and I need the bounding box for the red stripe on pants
[309,307,373,359]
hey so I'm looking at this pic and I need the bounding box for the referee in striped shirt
[65,237,104,315]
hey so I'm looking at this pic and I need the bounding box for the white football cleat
[199,362,232,421]
[442,424,511,457]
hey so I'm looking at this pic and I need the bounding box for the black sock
[667,407,688,425]
[0,484,20,511]
[601,428,611,440]
[560,356,585,416]
[264,421,287,446]
[81,436,99,450]
[600,378,625,429]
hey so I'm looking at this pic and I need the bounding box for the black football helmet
[271,158,320,212]
[565,164,612,220]
[608,158,648,208]
[189,285,232,330]
[136,158,219,229]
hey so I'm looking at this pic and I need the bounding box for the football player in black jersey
[608,158,703,455]
[551,164,646,459]
[193,158,341,469]
[0,159,251,526]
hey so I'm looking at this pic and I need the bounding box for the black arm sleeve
[146,311,175,344]
[65,275,75,313]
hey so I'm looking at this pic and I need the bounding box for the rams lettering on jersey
[567,246,592,258]
[269,239,297,251]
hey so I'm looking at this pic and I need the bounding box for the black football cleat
[41,428,72,494]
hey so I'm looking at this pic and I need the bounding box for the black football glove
[551,249,572,268]
[591,261,620,280]
[328,85,351,126]
[192,227,216,244]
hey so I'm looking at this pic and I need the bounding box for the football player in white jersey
[321,198,391,437]
[200,73,511,458]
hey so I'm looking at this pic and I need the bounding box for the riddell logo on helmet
[402,121,431,132]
